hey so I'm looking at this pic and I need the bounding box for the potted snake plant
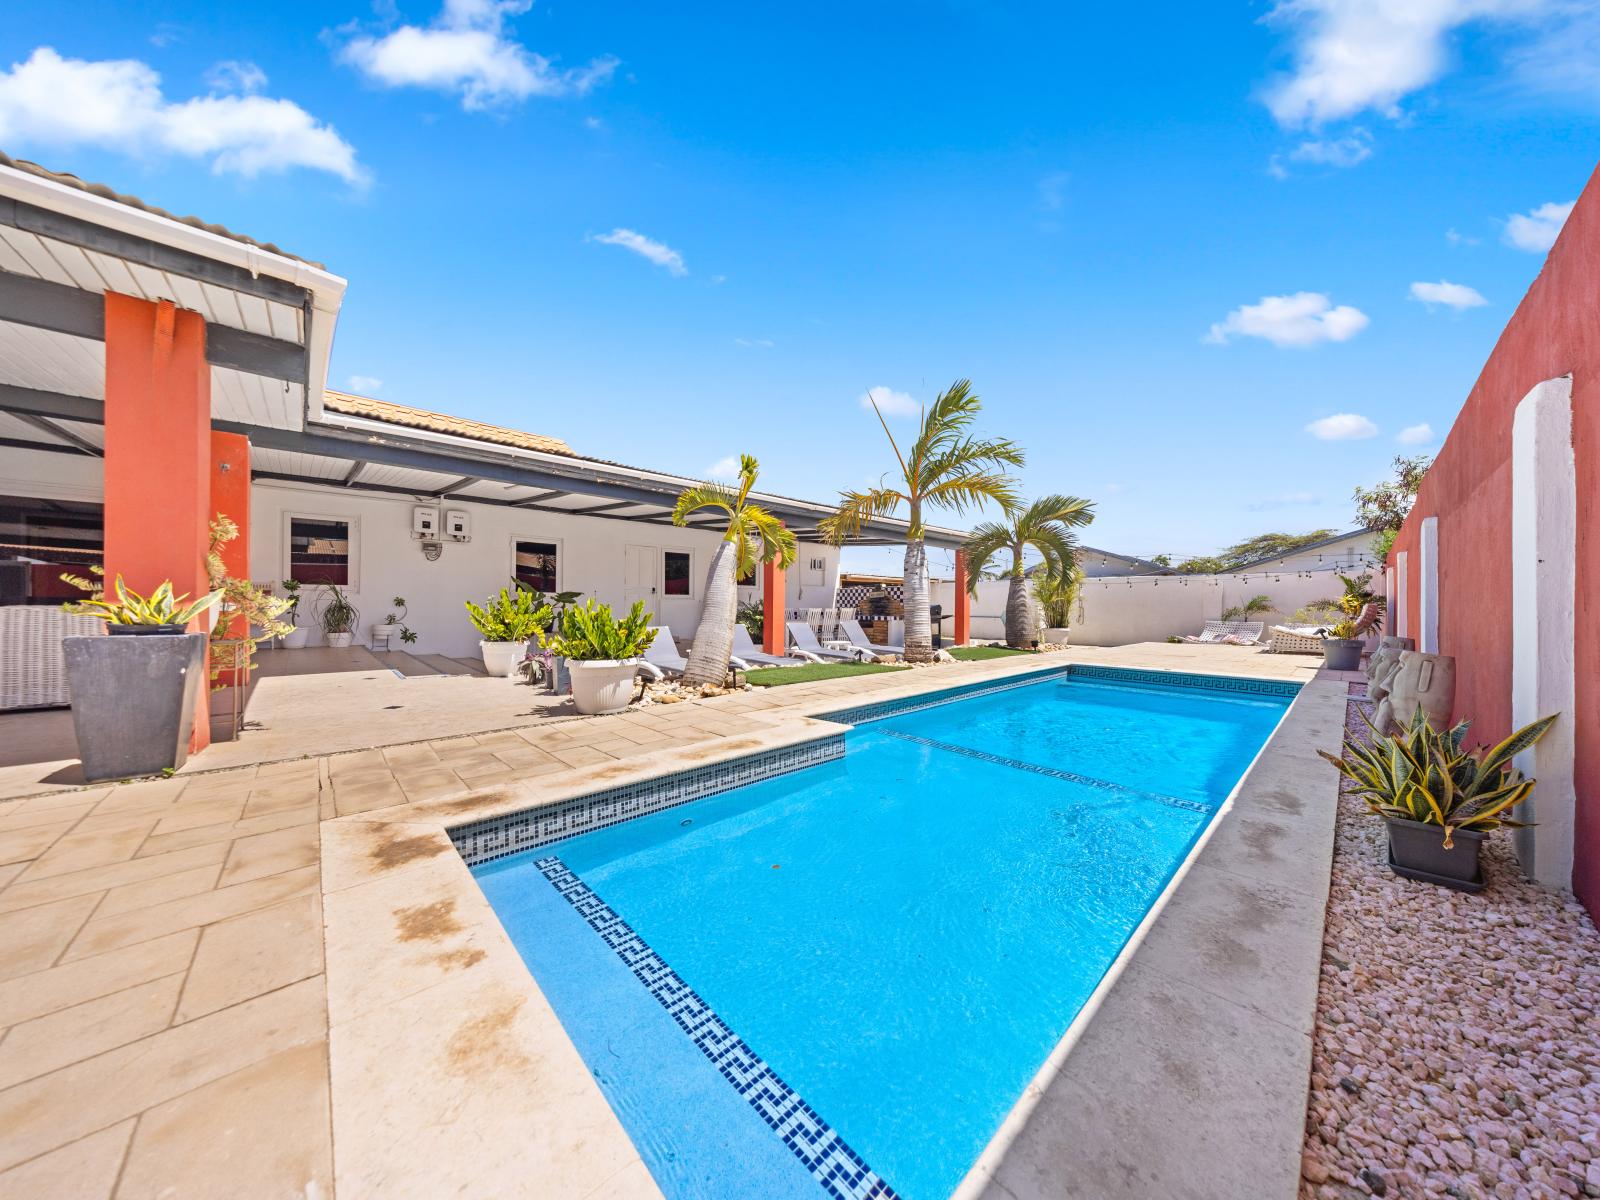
[61,576,223,780]
[1320,706,1555,892]
[543,599,657,715]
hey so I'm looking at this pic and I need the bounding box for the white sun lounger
[641,625,750,680]
[832,619,902,659]
[1177,620,1265,646]
[785,621,866,663]
[731,625,804,668]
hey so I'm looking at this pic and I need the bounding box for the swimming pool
[470,666,1297,1200]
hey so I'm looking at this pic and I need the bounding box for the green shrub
[465,587,552,642]
[543,599,657,661]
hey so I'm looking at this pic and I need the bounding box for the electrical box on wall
[412,505,439,540]
[445,509,471,542]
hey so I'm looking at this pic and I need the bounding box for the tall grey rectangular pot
[63,633,207,781]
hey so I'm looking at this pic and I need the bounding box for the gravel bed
[1301,693,1600,1199]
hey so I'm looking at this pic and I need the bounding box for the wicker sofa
[0,605,102,709]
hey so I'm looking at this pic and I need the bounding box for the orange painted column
[210,430,251,685]
[103,293,213,752]
[762,553,787,656]
[953,549,971,646]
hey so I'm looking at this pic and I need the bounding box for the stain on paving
[394,898,463,942]
[445,994,531,1075]
[367,830,448,870]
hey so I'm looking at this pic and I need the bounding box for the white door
[624,545,659,621]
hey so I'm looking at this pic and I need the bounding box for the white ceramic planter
[327,632,354,649]
[1042,626,1070,644]
[282,627,309,649]
[480,640,530,677]
[569,659,641,715]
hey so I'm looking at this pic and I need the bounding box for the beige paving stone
[331,776,408,817]
[175,892,324,1022]
[0,843,228,915]
[0,863,22,891]
[133,806,307,859]
[95,862,224,919]
[0,975,326,1172]
[150,797,246,837]
[0,820,77,867]
[113,1041,332,1200]
[63,866,319,963]
[0,893,101,982]
[548,744,616,768]
[253,757,319,781]
[330,970,641,1200]
[0,801,94,832]
[323,853,502,1027]
[319,819,456,894]
[86,779,185,815]
[0,973,183,1089]
[394,768,470,805]
[15,818,155,884]
[0,929,197,1028]
[216,822,319,888]
[0,1118,134,1200]
[582,1158,662,1199]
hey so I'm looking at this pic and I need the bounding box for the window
[514,540,559,593]
[663,550,692,596]
[0,495,102,606]
[288,517,351,585]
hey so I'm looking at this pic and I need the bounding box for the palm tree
[963,495,1095,648]
[820,380,1023,662]
[672,454,797,687]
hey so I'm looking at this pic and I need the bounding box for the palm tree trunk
[1004,547,1032,648]
[683,540,738,687]
[903,537,934,662]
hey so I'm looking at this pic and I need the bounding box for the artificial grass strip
[744,662,912,687]
[946,645,1033,661]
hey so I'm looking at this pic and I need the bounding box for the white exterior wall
[0,447,842,659]
[1241,532,1377,574]
[251,481,842,658]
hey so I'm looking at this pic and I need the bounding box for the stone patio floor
[0,643,1323,1199]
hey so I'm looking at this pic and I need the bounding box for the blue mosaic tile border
[818,663,1297,729]
[875,729,1212,814]
[817,666,1074,727]
[1065,664,1302,699]
[451,736,844,866]
[537,857,899,1200]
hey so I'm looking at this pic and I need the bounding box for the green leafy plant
[279,578,302,622]
[1316,573,1385,639]
[1320,708,1556,848]
[465,587,552,643]
[543,599,658,661]
[384,597,418,644]
[63,575,223,627]
[1354,454,1431,561]
[1033,557,1085,630]
[512,582,583,629]
[736,598,765,642]
[1220,594,1273,622]
[206,515,292,679]
[319,584,360,637]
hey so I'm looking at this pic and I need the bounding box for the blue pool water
[474,670,1293,1200]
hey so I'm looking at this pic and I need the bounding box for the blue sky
[2,1,1596,575]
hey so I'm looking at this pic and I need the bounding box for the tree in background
[1353,455,1431,561]
[1166,528,1337,574]
[963,495,1095,648]
[821,380,1023,662]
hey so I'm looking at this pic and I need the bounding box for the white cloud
[1306,412,1379,440]
[589,228,686,276]
[1261,0,1546,127]
[703,456,740,481]
[734,337,774,348]
[342,0,617,111]
[1409,279,1488,309]
[1503,200,1574,252]
[1289,129,1373,167]
[1445,227,1481,246]
[1205,292,1370,347]
[347,374,383,393]
[1397,422,1435,444]
[0,47,363,183]
[860,386,919,419]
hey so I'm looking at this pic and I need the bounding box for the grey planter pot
[1322,638,1363,670]
[64,632,207,781]
[1386,817,1485,893]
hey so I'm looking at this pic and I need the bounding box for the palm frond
[671,482,735,526]
[743,503,798,567]
[818,487,905,545]
[961,521,1016,592]
[921,473,1023,518]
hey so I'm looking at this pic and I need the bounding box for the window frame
[510,535,564,595]
[283,511,359,592]
[662,548,694,598]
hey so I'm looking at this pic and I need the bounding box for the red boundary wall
[1390,160,1600,919]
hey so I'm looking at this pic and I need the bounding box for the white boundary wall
[935,570,1351,646]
